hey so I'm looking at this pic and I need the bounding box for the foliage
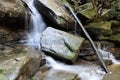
[111,0,120,20]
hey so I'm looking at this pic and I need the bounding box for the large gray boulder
[35,0,75,29]
[41,27,85,63]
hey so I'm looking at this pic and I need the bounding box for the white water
[23,0,46,49]
[23,0,120,80]
[97,43,120,64]
[45,44,120,80]
[45,56,105,80]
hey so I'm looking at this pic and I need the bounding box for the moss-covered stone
[86,21,112,40]
[77,3,95,19]
[0,52,30,80]
[0,46,42,80]
[109,34,120,45]
[0,74,9,80]
[41,27,85,63]
[80,9,96,19]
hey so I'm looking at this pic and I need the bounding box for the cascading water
[23,0,46,49]
[98,43,120,64]
[45,43,120,80]
[23,0,120,80]
[45,56,105,80]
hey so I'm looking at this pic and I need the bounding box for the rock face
[0,0,25,18]
[0,0,25,25]
[41,27,85,63]
[35,0,75,29]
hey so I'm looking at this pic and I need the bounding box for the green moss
[89,21,111,29]
[111,0,120,20]
[109,34,120,42]
[98,35,109,40]
[66,52,76,60]
[88,21,112,35]
[0,74,9,80]
[57,17,66,24]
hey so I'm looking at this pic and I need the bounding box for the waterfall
[23,0,120,80]
[23,0,46,49]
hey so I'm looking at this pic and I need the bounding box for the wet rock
[44,69,79,80]
[32,69,79,80]
[86,21,112,40]
[35,0,75,29]
[0,0,25,26]
[112,48,120,60]
[103,64,120,80]
[79,40,115,62]
[41,27,85,63]
[0,45,42,80]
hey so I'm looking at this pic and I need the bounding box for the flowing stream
[23,0,120,80]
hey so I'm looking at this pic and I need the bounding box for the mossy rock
[108,34,120,45]
[78,3,94,19]
[0,46,42,80]
[86,21,112,40]
[0,74,9,80]
[41,27,85,63]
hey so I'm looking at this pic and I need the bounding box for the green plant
[111,0,120,20]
